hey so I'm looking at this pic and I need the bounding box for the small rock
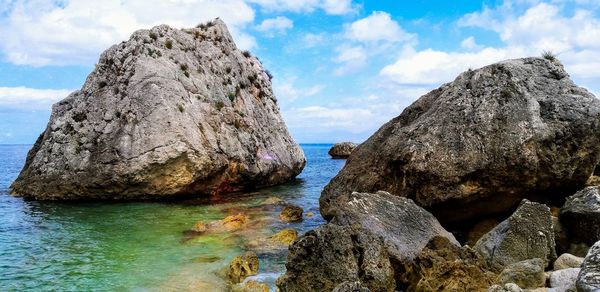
[549,268,579,290]
[560,186,600,245]
[231,280,270,292]
[475,199,556,271]
[279,204,303,222]
[499,258,546,289]
[191,221,208,233]
[328,142,358,159]
[306,211,314,217]
[268,228,298,246]
[227,252,259,284]
[554,253,584,270]
[212,213,249,232]
[262,196,283,205]
[488,283,524,292]
[332,281,371,292]
[576,241,600,291]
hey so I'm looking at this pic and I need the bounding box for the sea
[0,144,344,291]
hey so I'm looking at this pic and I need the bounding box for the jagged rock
[554,253,583,271]
[403,236,497,291]
[332,281,371,292]
[191,221,208,233]
[227,251,259,284]
[320,57,600,223]
[499,258,546,289]
[560,186,600,245]
[276,191,457,291]
[268,228,298,246]
[10,19,305,200]
[488,283,523,292]
[549,268,579,291]
[279,204,303,222]
[576,241,600,291]
[275,224,396,292]
[328,142,358,159]
[475,200,556,272]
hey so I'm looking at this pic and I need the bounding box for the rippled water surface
[0,144,343,291]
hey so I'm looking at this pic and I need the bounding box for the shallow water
[0,144,343,291]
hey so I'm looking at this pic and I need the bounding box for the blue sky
[1,0,600,144]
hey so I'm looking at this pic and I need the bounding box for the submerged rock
[268,228,298,246]
[576,241,600,291]
[10,19,305,200]
[321,57,600,223]
[231,280,269,292]
[328,142,358,159]
[474,200,556,272]
[227,252,259,284]
[279,204,303,222]
[560,186,600,245]
[277,191,457,291]
[498,258,546,289]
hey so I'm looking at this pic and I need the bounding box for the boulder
[403,236,497,291]
[277,191,458,291]
[227,251,259,284]
[268,228,298,246]
[328,142,358,159]
[560,186,600,245]
[498,258,546,289]
[320,57,600,223]
[474,200,556,272]
[488,283,524,292]
[554,253,583,271]
[576,241,600,291]
[279,204,303,222]
[10,19,305,200]
[549,268,579,291]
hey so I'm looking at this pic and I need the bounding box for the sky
[1,0,600,144]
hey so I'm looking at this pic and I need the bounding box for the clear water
[0,144,343,291]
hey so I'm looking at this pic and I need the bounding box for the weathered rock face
[328,142,358,159]
[276,191,457,291]
[321,57,600,222]
[560,186,600,245]
[10,19,305,200]
[576,240,600,291]
[474,200,556,272]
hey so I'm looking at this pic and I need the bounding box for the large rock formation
[10,19,305,199]
[276,191,458,291]
[560,186,600,245]
[328,142,358,159]
[321,57,600,222]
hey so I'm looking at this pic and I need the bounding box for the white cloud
[333,45,367,75]
[344,11,415,43]
[301,33,325,48]
[249,0,356,15]
[273,76,324,105]
[0,87,72,110]
[256,16,293,36]
[460,36,482,50]
[0,0,258,66]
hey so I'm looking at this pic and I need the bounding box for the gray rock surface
[499,258,546,289]
[560,186,600,245]
[475,200,556,272]
[554,253,583,271]
[576,241,600,291]
[549,268,579,291]
[10,19,305,199]
[276,191,457,291]
[488,283,524,292]
[328,142,358,159]
[320,57,600,222]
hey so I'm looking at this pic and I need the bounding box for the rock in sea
[320,57,600,223]
[10,19,305,200]
[328,142,358,159]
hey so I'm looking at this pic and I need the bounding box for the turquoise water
[0,144,343,291]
